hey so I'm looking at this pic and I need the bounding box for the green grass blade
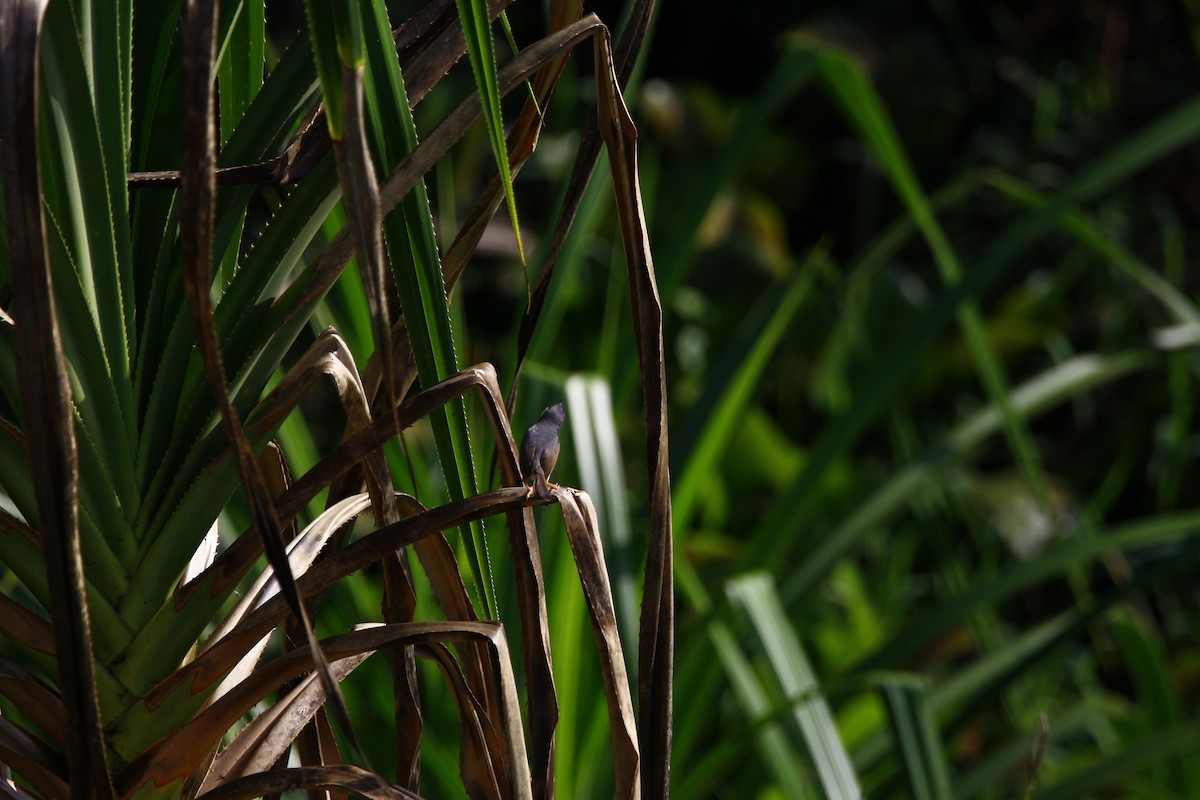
[39,2,139,519]
[811,41,1048,513]
[854,564,1185,793]
[672,251,822,528]
[131,165,342,620]
[810,171,982,412]
[878,676,953,800]
[954,701,1109,799]
[41,201,136,573]
[455,0,524,264]
[220,1,267,145]
[302,1,346,137]
[1,2,117,789]
[132,31,328,535]
[932,606,1098,722]
[128,0,182,353]
[134,35,322,491]
[1109,611,1188,792]
[214,0,265,286]
[727,573,863,799]
[358,0,495,615]
[543,506,589,798]
[708,620,817,797]
[565,374,639,667]
[81,0,135,377]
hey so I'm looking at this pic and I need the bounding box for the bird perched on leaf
[520,401,565,500]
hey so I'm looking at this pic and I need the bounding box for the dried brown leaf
[252,329,374,437]
[553,489,640,798]
[0,596,54,657]
[197,653,371,794]
[127,0,519,193]
[0,663,66,751]
[123,623,531,799]
[264,362,559,797]
[166,351,439,648]
[179,521,220,593]
[194,765,421,800]
[301,710,346,800]
[588,25,674,800]
[381,551,421,791]
[176,0,366,775]
[417,643,503,800]
[201,494,374,685]
[126,628,382,796]
[0,715,69,800]
[331,63,396,422]
[132,487,544,757]
[0,1,114,796]
[253,327,418,785]
[0,776,43,800]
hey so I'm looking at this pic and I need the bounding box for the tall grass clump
[0,0,671,797]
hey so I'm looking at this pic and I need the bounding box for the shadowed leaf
[0,1,114,796]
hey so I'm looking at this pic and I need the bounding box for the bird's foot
[531,474,554,501]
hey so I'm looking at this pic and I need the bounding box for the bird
[519,401,565,500]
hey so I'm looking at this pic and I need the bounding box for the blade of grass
[74,0,136,396]
[1109,611,1187,793]
[810,171,982,412]
[455,0,525,264]
[508,0,655,407]
[727,573,862,799]
[984,170,1200,335]
[216,0,264,146]
[707,621,816,797]
[672,250,823,529]
[38,1,139,526]
[214,0,264,287]
[878,676,953,800]
[810,39,1050,514]
[308,0,400,443]
[440,0,586,294]
[564,375,638,672]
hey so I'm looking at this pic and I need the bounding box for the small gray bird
[519,402,565,500]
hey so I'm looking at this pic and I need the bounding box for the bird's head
[541,401,566,427]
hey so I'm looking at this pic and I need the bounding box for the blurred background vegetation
[263,0,1200,796]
